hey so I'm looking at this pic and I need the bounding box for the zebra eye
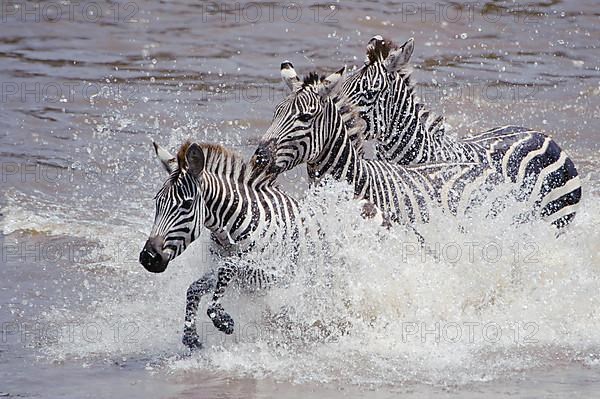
[298,113,313,123]
[181,199,194,209]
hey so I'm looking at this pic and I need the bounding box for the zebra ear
[185,143,205,176]
[281,60,301,91]
[384,37,414,72]
[153,141,177,173]
[318,66,345,98]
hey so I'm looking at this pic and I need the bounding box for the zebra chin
[139,236,171,273]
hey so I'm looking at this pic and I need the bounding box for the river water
[1,0,599,397]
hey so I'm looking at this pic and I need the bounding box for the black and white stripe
[254,72,494,228]
[143,141,383,348]
[143,141,300,348]
[338,36,581,227]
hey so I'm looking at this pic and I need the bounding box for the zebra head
[253,62,346,175]
[340,36,414,134]
[139,141,206,273]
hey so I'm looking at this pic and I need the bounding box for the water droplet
[460,33,468,40]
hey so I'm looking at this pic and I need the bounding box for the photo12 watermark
[397,2,546,24]
[400,320,539,344]
[417,81,540,107]
[0,238,214,267]
[1,160,141,185]
[396,240,540,264]
[1,1,139,23]
[0,81,140,105]
[1,320,141,346]
[199,2,339,24]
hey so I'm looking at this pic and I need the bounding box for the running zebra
[336,35,581,227]
[253,69,492,226]
[139,141,300,348]
[139,141,383,348]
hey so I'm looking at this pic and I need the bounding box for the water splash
[4,177,598,386]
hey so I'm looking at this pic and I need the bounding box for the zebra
[252,68,494,227]
[139,140,300,348]
[139,140,384,348]
[336,35,581,227]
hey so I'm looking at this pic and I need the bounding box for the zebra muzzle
[251,141,284,177]
[139,236,169,273]
[252,143,273,169]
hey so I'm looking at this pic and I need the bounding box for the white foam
[5,177,600,386]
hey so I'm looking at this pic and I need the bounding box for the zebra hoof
[207,304,235,335]
[182,331,202,349]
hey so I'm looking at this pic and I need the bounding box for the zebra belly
[358,162,486,225]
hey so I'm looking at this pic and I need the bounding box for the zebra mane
[302,72,323,88]
[335,96,367,157]
[395,74,446,139]
[175,141,272,184]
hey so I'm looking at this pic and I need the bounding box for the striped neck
[192,144,276,234]
[375,73,437,162]
[307,99,362,187]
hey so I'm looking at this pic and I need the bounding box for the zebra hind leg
[183,270,216,349]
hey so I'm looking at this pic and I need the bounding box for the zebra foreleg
[207,260,239,334]
[183,270,216,349]
[207,260,279,335]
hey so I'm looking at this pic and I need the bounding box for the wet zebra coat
[254,70,495,227]
[140,141,301,347]
[140,141,383,348]
[336,36,581,227]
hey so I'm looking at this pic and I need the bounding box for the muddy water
[1,0,599,398]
